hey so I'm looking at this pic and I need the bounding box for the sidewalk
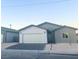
[1,43,18,49]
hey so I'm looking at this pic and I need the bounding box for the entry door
[47,32,52,43]
[47,32,55,43]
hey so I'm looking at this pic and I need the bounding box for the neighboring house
[19,22,78,44]
[1,27,19,43]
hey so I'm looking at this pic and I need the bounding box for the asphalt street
[1,49,78,59]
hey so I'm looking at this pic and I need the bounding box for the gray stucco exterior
[55,27,77,43]
[1,27,19,43]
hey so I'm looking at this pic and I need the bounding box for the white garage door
[22,33,46,43]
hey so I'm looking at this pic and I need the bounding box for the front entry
[47,31,55,43]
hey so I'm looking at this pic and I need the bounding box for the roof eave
[18,25,46,31]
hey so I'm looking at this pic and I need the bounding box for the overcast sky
[1,0,78,30]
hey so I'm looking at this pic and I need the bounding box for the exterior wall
[1,34,3,43]
[55,27,77,43]
[1,30,6,42]
[19,26,47,43]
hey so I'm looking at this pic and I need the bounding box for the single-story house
[1,27,19,43]
[19,22,78,43]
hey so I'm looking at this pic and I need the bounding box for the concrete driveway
[6,43,46,50]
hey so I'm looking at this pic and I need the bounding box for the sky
[1,0,78,30]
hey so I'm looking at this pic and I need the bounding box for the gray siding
[1,31,6,42]
[55,27,77,43]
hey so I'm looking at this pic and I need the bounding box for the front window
[76,30,78,36]
[63,33,68,38]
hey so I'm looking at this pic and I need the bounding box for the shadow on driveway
[6,43,46,50]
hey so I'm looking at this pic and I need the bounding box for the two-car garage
[19,25,47,43]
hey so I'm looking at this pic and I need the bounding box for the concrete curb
[41,53,78,56]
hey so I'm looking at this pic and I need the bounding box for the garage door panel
[22,33,47,43]
[6,32,18,42]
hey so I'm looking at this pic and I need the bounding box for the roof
[1,27,19,32]
[38,22,62,27]
[37,22,62,32]
[38,22,77,31]
[19,25,46,31]
[64,25,78,30]
[53,26,78,31]
[18,22,78,31]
